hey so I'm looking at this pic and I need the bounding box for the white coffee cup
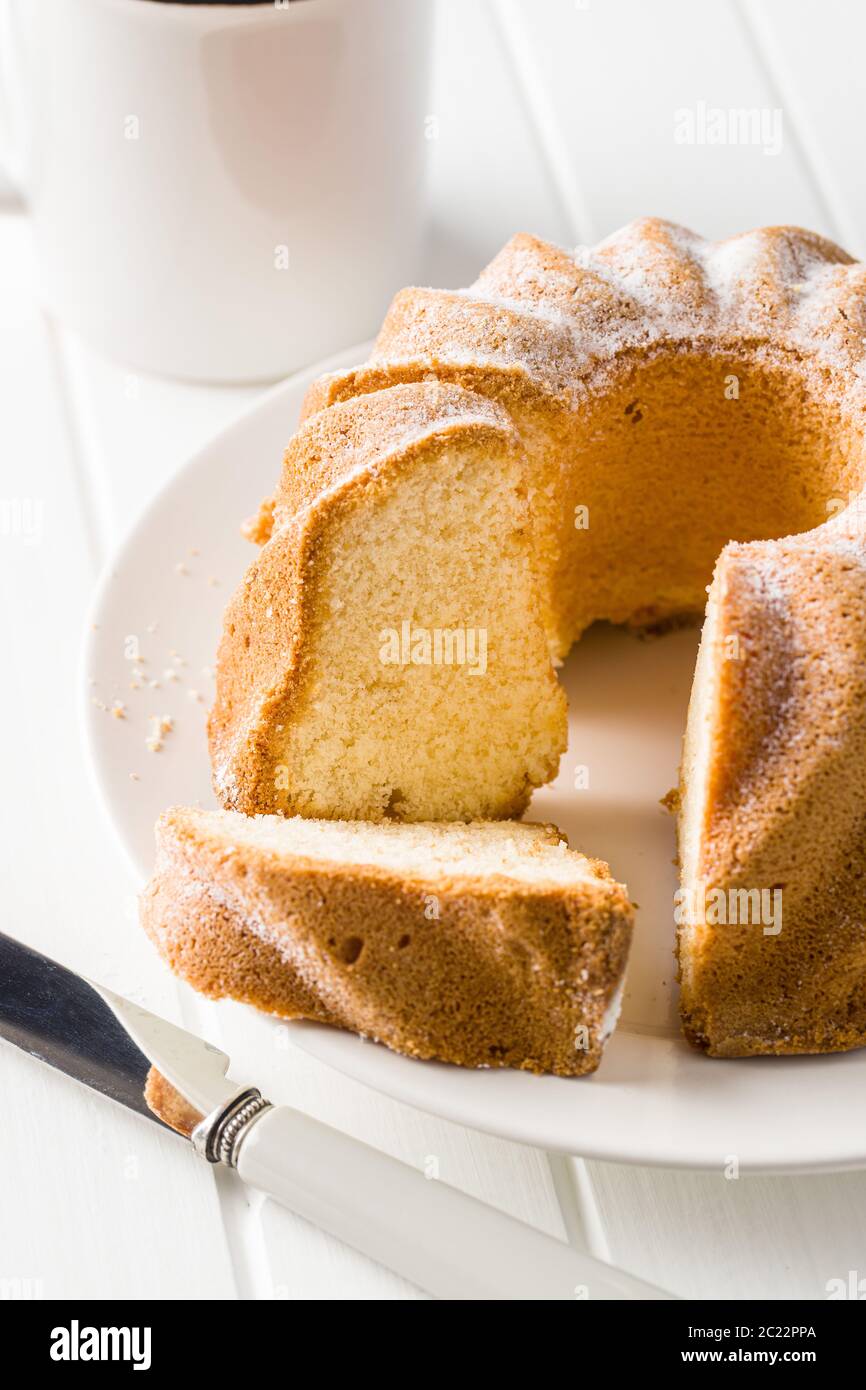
[0,0,431,382]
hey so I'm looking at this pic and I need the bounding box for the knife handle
[234,1104,672,1301]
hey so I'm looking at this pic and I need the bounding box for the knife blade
[0,930,238,1131]
[0,930,674,1300]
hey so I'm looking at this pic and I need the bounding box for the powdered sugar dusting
[454,218,866,397]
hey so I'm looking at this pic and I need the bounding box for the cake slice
[141,808,634,1076]
[209,381,566,822]
[676,527,866,1056]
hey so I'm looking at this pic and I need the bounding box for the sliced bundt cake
[210,219,866,1058]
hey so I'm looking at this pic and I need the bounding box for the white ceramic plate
[83,346,866,1173]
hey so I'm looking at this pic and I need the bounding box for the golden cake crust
[142,809,634,1077]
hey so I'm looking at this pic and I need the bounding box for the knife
[0,931,673,1301]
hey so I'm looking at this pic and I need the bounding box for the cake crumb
[146,715,174,753]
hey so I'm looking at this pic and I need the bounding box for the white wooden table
[3,0,866,1301]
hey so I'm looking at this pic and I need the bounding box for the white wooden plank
[494,0,829,243]
[742,0,866,255]
[424,0,572,283]
[1,1049,235,1301]
[0,214,238,1299]
[587,1165,866,1300]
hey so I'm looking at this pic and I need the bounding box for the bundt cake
[142,808,634,1076]
[210,217,866,1059]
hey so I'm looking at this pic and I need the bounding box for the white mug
[0,0,432,382]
